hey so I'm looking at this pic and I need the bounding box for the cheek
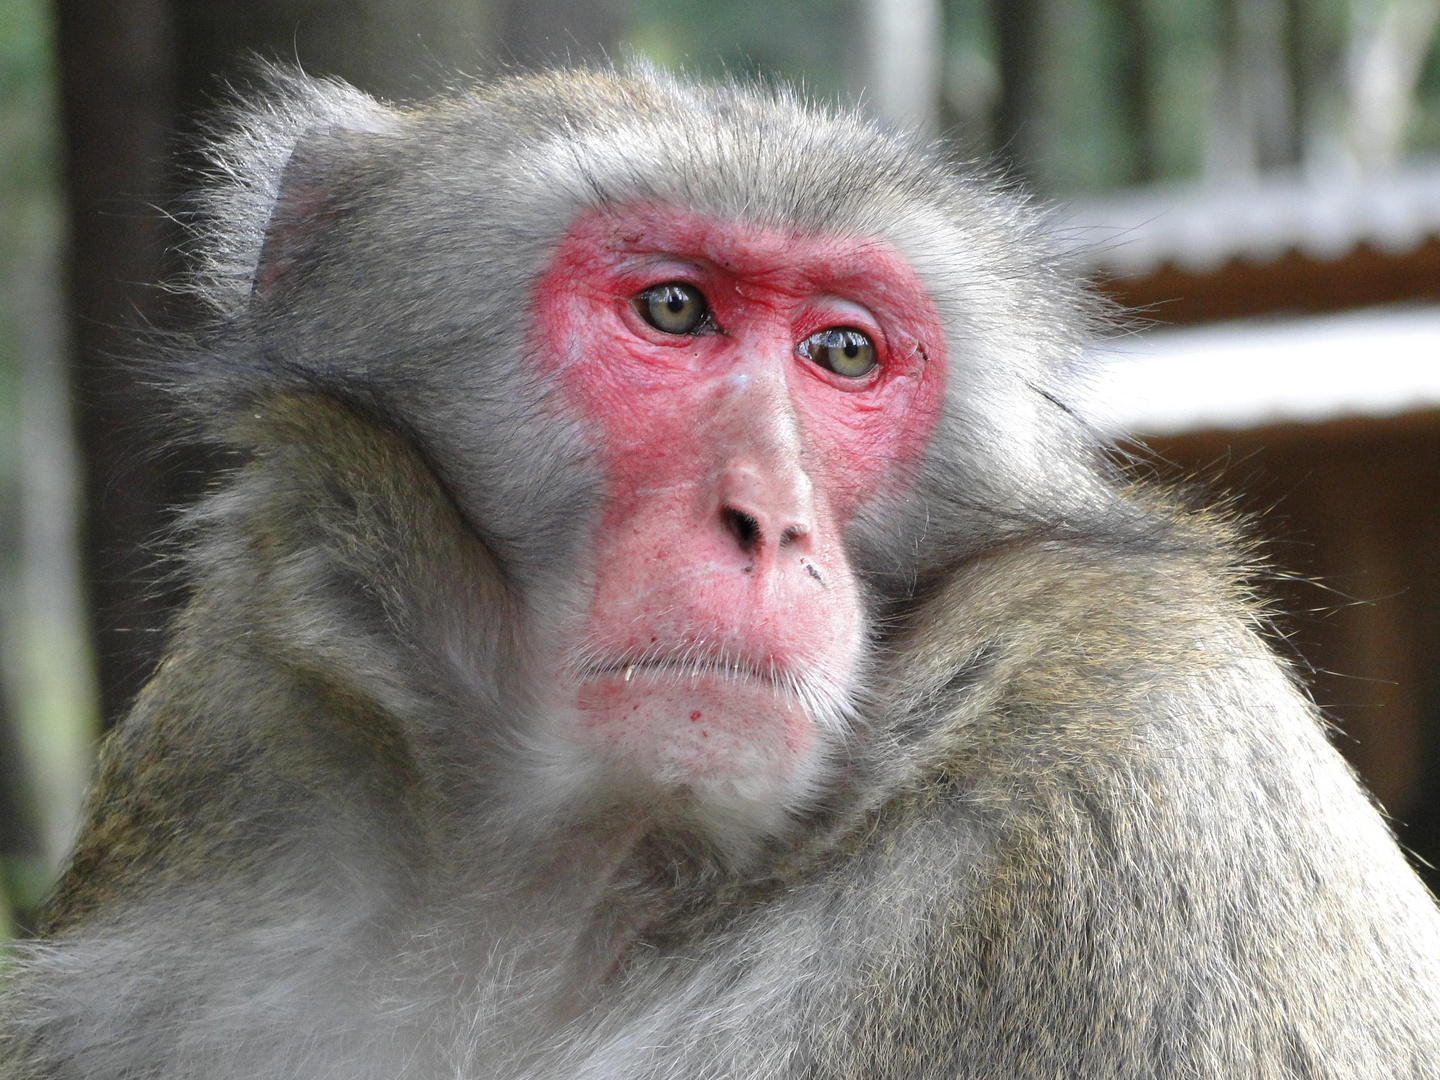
[588,378,714,503]
[795,352,947,520]
[534,294,700,472]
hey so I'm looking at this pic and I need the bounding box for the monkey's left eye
[798,327,877,379]
[634,282,710,335]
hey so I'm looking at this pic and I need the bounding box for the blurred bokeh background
[1,0,1439,937]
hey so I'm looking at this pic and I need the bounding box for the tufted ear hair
[183,64,399,317]
[251,131,369,304]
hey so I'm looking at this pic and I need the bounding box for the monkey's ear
[185,67,397,316]
[252,134,358,304]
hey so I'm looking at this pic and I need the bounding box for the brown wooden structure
[1093,217,1440,892]
[1100,236,1440,324]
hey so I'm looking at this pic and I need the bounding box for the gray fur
[2,66,1437,1079]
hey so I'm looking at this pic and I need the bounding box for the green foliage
[1412,22,1440,153]
[0,0,55,609]
[623,0,1439,193]
[0,0,57,193]
[0,0,72,944]
[1023,0,1142,192]
[624,0,863,103]
[1141,0,1223,181]
[940,0,999,153]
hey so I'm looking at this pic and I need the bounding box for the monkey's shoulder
[44,642,426,933]
[889,509,1268,739]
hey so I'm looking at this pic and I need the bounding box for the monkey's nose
[716,464,815,562]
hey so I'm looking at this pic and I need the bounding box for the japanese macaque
[3,67,1439,1079]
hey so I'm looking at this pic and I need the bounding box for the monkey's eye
[798,327,877,379]
[634,282,710,335]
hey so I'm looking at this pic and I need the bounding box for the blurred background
[1,0,1438,936]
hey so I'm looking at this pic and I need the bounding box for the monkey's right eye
[634,282,710,335]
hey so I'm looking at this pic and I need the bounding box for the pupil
[667,295,685,312]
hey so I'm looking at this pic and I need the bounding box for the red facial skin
[532,205,946,796]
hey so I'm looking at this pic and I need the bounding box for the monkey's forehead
[193,67,1074,324]
[268,71,1005,291]
[192,66,1093,408]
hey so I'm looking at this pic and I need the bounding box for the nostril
[721,507,762,554]
[779,526,807,548]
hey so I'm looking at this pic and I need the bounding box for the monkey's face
[531,204,947,819]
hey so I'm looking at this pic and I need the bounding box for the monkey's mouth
[567,643,857,737]
[580,655,785,689]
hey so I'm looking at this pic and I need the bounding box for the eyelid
[799,295,885,339]
[809,297,877,324]
[618,258,708,292]
[796,298,883,341]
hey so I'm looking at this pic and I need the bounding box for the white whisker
[561,632,862,745]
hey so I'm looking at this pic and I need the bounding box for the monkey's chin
[573,670,825,828]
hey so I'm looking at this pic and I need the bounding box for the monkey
[2,65,1439,1079]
